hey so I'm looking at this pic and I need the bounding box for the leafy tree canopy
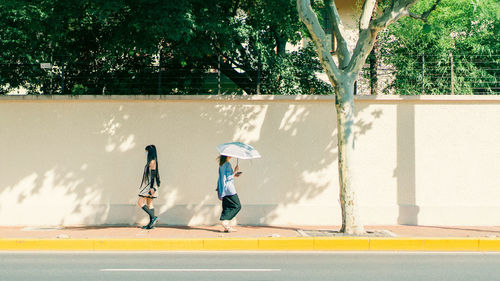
[378,0,499,94]
[0,0,331,95]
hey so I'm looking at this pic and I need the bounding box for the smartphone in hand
[235,171,243,176]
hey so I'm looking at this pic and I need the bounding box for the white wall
[1,95,499,226]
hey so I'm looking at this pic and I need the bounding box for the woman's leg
[146,198,159,228]
[137,196,146,207]
[229,194,241,228]
[220,195,240,232]
[231,194,242,219]
[220,194,241,221]
[146,198,154,209]
[138,196,154,227]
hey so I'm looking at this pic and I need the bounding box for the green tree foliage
[0,0,331,95]
[378,0,499,95]
[0,1,49,93]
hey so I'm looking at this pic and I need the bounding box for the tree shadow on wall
[0,98,383,227]
[0,103,141,226]
[188,97,384,226]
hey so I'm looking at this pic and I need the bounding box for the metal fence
[2,53,499,95]
[1,63,246,95]
[358,53,499,95]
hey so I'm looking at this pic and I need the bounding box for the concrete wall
[1,95,499,226]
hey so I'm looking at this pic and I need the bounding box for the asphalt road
[1,252,500,281]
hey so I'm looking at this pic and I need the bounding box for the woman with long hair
[137,145,161,229]
[216,155,242,232]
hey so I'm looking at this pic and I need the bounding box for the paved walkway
[2,225,500,239]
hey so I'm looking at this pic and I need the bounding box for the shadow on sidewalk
[156,225,302,233]
[417,225,500,234]
[61,225,134,230]
[60,225,302,233]
[157,226,224,233]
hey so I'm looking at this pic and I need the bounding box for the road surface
[1,252,499,281]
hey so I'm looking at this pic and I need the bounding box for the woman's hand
[149,188,155,196]
[234,165,242,177]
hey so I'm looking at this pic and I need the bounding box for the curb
[1,237,500,251]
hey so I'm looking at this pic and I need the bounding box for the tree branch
[359,0,377,30]
[297,0,341,84]
[233,37,254,66]
[347,0,441,75]
[408,0,441,22]
[212,44,245,69]
[272,26,287,56]
[371,0,418,30]
[345,28,377,76]
[219,57,257,95]
[326,0,351,68]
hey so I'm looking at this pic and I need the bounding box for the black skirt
[220,194,241,221]
[138,165,159,198]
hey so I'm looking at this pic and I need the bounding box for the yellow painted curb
[479,239,500,251]
[0,238,499,251]
[204,238,259,251]
[370,238,425,251]
[314,237,369,251]
[151,239,204,251]
[38,239,94,251]
[94,239,152,251]
[0,239,39,250]
[423,238,479,251]
[258,237,314,250]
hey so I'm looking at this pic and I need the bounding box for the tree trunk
[276,36,287,56]
[218,59,257,95]
[335,80,365,235]
[272,27,287,56]
[297,0,440,234]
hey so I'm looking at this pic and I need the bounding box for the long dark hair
[217,155,228,166]
[145,144,160,185]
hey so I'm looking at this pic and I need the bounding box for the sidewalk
[2,225,500,239]
[1,225,500,251]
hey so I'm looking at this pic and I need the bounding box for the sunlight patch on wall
[159,188,179,211]
[119,134,136,152]
[0,173,38,208]
[232,105,268,143]
[186,195,219,225]
[279,105,309,136]
[301,164,336,193]
[0,169,102,225]
[260,203,340,225]
[105,143,116,152]
[101,117,120,136]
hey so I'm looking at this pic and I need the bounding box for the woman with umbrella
[217,155,242,232]
[216,142,260,232]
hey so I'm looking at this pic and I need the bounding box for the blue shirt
[217,162,237,199]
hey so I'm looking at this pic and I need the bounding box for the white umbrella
[216,142,261,160]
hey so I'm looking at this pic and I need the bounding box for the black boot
[141,205,154,229]
[148,216,159,229]
[146,208,158,229]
